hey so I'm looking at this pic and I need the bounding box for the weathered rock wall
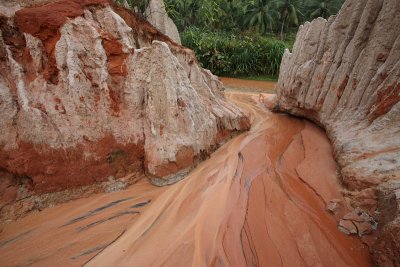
[0,0,249,207]
[273,0,399,265]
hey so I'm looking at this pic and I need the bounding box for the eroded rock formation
[0,0,249,215]
[273,0,400,265]
[0,93,372,267]
[145,0,181,44]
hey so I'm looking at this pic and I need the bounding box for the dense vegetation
[182,28,286,76]
[164,0,345,35]
[119,0,345,78]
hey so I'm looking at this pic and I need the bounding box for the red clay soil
[0,92,371,267]
[14,0,108,39]
[102,37,128,77]
[9,0,185,86]
[14,0,108,84]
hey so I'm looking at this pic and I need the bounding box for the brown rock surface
[0,0,249,216]
[273,0,400,265]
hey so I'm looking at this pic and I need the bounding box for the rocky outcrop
[145,0,181,44]
[0,0,249,209]
[272,0,399,265]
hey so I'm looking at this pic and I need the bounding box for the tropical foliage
[165,0,345,36]
[182,27,287,77]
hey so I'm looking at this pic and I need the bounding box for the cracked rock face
[273,0,399,265]
[0,0,249,201]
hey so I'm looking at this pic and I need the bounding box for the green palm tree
[307,0,342,20]
[278,0,302,39]
[244,0,280,35]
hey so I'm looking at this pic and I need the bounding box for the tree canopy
[164,0,345,38]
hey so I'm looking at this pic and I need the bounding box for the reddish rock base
[0,136,144,195]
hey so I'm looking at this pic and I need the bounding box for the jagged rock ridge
[273,0,399,265]
[0,0,249,213]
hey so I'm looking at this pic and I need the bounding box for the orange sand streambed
[0,91,371,266]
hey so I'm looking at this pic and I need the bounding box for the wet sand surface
[220,77,276,93]
[0,92,371,266]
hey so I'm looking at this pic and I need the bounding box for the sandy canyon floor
[0,81,371,266]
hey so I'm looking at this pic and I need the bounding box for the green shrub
[181,27,290,77]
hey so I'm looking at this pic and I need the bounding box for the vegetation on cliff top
[119,0,345,78]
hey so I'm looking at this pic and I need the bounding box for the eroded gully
[0,92,371,267]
